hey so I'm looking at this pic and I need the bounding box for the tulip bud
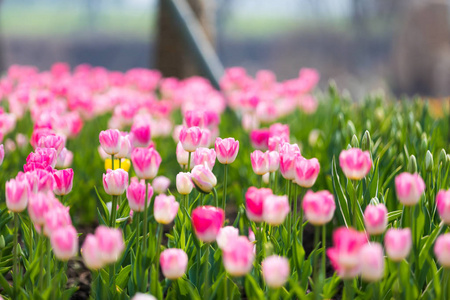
[250,150,270,175]
[263,195,289,226]
[437,190,450,224]
[216,226,239,250]
[420,133,428,153]
[5,177,29,213]
[384,228,411,262]
[294,156,320,188]
[439,149,447,168]
[435,233,450,268]
[407,155,417,174]
[160,248,188,279]
[360,243,384,282]
[414,121,422,136]
[215,137,239,164]
[51,225,78,261]
[131,147,162,180]
[302,190,335,226]
[126,180,153,212]
[361,130,371,152]
[346,121,356,137]
[99,129,121,155]
[191,206,224,242]
[191,164,217,193]
[53,168,74,196]
[223,236,254,276]
[339,148,372,180]
[0,236,5,249]
[179,126,202,152]
[103,169,128,196]
[447,154,450,167]
[337,112,345,130]
[154,194,179,224]
[363,204,387,235]
[176,172,194,195]
[350,135,359,148]
[425,150,433,172]
[262,255,290,288]
[395,172,425,206]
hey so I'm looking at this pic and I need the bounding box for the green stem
[39,231,44,291]
[187,152,192,171]
[299,187,304,245]
[258,175,262,188]
[110,195,118,227]
[443,268,450,300]
[46,237,51,287]
[119,158,122,169]
[204,245,210,300]
[111,154,115,170]
[200,193,204,206]
[196,244,201,286]
[135,212,140,256]
[352,180,358,228]
[224,274,228,300]
[222,164,228,211]
[321,225,326,280]
[110,263,116,296]
[13,213,19,297]
[274,171,278,194]
[143,180,149,253]
[286,180,291,251]
[344,279,354,300]
[155,223,163,272]
[313,226,320,300]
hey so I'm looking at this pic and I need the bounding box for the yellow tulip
[105,158,131,172]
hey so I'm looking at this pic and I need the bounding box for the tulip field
[1,63,450,300]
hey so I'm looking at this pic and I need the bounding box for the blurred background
[1,0,450,99]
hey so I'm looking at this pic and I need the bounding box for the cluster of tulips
[1,62,450,300]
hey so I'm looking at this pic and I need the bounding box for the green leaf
[244,274,265,300]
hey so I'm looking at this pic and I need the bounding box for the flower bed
[0,63,449,299]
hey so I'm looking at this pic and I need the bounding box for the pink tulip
[199,128,212,148]
[191,206,224,242]
[176,172,194,195]
[81,234,104,270]
[263,195,290,225]
[103,169,128,195]
[435,234,450,268]
[395,172,425,206]
[5,176,29,213]
[95,226,125,264]
[0,144,4,166]
[268,151,280,172]
[193,147,216,169]
[116,133,131,159]
[302,190,335,226]
[184,110,206,128]
[56,148,73,168]
[152,176,170,194]
[279,143,301,180]
[30,128,53,149]
[26,147,58,169]
[262,255,290,288]
[126,180,153,212]
[179,126,202,152]
[130,122,151,148]
[249,128,270,150]
[339,148,372,180]
[268,136,289,152]
[245,187,273,222]
[131,147,162,180]
[25,169,55,193]
[250,150,270,175]
[269,123,290,140]
[223,236,255,276]
[216,226,240,250]
[294,156,320,188]
[38,134,65,155]
[360,243,384,282]
[154,194,179,224]
[363,204,388,235]
[160,248,188,279]
[437,190,450,224]
[131,293,157,300]
[28,191,58,226]
[43,205,72,236]
[176,141,192,168]
[51,225,78,261]
[99,129,122,155]
[53,168,74,196]
[384,228,412,262]
[215,137,239,164]
[327,227,367,279]
[191,163,217,193]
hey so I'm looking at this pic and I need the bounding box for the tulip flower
[193,147,216,170]
[395,172,425,206]
[95,226,125,264]
[191,163,217,193]
[191,206,224,242]
[103,169,128,196]
[131,147,162,180]
[294,156,320,188]
[0,144,4,166]
[245,187,273,222]
[81,234,104,270]
[268,136,288,152]
[363,204,388,235]
[437,190,450,224]
[263,195,290,226]
[223,236,255,276]
[56,147,73,168]
[176,172,194,195]
[116,133,131,159]
[99,129,122,155]
[130,122,151,148]
[360,243,384,282]
[5,177,29,213]
[435,234,450,268]
[131,293,157,300]
[216,226,240,250]
[154,194,179,224]
[262,255,290,288]
[250,150,270,175]
[38,134,65,155]
[26,147,58,169]
[43,205,72,236]
[339,148,372,180]
[215,137,239,164]
[152,176,170,194]
[302,190,335,226]
[384,228,412,262]
[28,191,58,227]
[249,128,270,150]
[160,248,188,279]
[279,143,301,180]
[51,225,78,261]
[53,168,74,196]
[25,169,55,193]
[268,151,280,173]
[176,141,193,169]
[126,180,153,212]
[199,128,212,148]
[327,227,367,279]
[179,126,202,152]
